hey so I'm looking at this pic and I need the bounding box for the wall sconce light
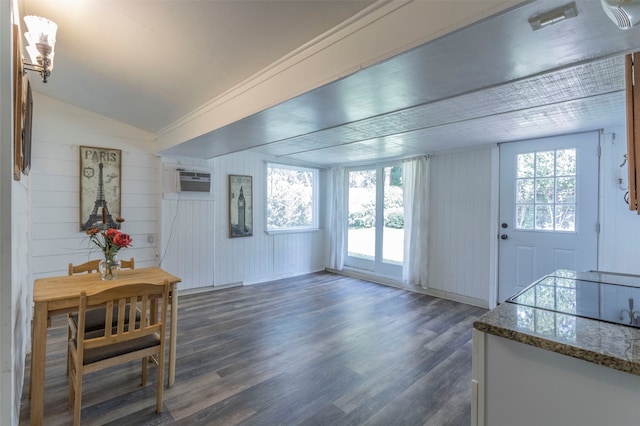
[23,15,57,83]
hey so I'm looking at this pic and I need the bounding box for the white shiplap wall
[159,156,215,290]
[29,93,326,295]
[427,146,497,306]
[4,2,30,420]
[160,195,215,290]
[157,152,325,289]
[30,94,159,285]
[211,152,326,286]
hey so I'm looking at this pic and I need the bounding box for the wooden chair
[120,257,135,270]
[68,259,100,275]
[67,280,169,426]
[66,258,138,372]
[30,258,139,397]
[68,257,134,276]
[68,257,136,332]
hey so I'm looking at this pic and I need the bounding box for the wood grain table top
[34,267,181,312]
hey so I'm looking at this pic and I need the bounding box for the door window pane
[348,170,376,260]
[517,179,534,203]
[517,153,535,178]
[382,166,403,265]
[516,205,534,230]
[535,205,554,230]
[535,178,554,203]
[555,205,576,231]
[556,149,576,175]
[556,177,576,203]
[535,151,555,177]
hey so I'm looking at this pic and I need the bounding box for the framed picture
[79,146,122,230]
[22,79,33,175]
[13,24,23,181]
[229,174,253,237]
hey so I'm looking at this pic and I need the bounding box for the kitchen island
[472,270,640,426]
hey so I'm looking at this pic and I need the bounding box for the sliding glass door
[346,164,403,278]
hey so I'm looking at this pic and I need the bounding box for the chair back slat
[141,294,149,326]
[69,257,135,276]
[128,297,137,332]
[104,300,114,338]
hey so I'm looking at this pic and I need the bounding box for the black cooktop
[507,273,640,328]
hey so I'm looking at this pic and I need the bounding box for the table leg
[168,285,177,387]
[30,302,47,426]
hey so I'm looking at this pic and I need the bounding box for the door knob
[500,234,508,240]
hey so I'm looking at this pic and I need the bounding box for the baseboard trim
[178,281,243,296]
[327,267,403,288]
[422,287,489,309]
[326,267,489,309]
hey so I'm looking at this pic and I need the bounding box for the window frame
[265,162,320,234]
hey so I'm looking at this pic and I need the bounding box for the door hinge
[597,145,602,158]
[596,222,601,234]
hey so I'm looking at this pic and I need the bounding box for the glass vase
[99,253,121,280]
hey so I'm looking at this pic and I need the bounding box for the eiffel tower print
[81,162,117,230]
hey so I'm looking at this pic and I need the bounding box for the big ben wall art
[229,174,253,237]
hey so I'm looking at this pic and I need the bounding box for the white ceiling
[20,0,374,132]
[20,0,640,166]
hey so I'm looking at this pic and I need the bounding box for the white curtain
[402,156,429,288]
[328,166,346,270]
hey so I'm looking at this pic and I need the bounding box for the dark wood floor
[20,271,487,425]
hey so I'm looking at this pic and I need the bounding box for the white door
[345,165,403,279]
[498,132,599,302]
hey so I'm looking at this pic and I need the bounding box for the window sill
[265,228,321,236]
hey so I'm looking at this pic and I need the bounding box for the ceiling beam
[155,0,525,154]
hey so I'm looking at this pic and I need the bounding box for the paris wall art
[229,174,253,238]
[79,146,122,230]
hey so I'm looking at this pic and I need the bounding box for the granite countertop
[474,270,640,376]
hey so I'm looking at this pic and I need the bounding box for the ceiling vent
[602,0,640,29]
[177,169,211,193]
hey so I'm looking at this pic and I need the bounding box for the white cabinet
[472,329,640,426]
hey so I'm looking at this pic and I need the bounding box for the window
[267,163,318,232]
[515,149,577,232]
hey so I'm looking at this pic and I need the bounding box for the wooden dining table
[29,267,182,425]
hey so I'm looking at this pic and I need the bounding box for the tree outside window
[267,164,318,231]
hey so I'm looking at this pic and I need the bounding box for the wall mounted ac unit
[177,169,211,192]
